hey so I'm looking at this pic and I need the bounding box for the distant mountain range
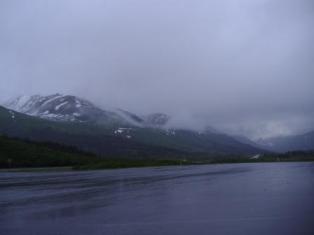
[257,131,314,153]
[3,93,314,157]
[0,94,267,158]
[4,94,168,127]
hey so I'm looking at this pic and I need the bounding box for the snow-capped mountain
[0,102,265,155]
[3,94,169,128]
[5,94,114,123]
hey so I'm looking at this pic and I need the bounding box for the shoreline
[1,160,313,172]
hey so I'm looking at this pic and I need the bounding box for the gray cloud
[0,0,313,139]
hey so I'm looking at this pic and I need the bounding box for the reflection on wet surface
[1,163,314,235]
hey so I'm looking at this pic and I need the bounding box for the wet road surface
[1,162,314,235]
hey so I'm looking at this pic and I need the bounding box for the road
[1,162,314,235]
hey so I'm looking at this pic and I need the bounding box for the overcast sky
[0,0,313,139]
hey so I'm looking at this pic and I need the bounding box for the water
[1,162,314,235]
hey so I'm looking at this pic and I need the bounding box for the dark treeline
[0,135,98,168]
[0,135,313,170]
[260,151,314,162]
[0,135,195,169]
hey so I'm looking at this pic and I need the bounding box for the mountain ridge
[4,94,173,129]
[257,131,314,152]
[0,94,264,158]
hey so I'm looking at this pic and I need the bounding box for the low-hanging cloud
[0,0,313,139]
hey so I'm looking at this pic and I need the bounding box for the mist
[0,0,313,139]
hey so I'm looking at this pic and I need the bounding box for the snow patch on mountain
[114,127,133,139]
[4,94,100,122]
[8,110,15,119]
[55,101,68,111]
[115,109,144,127]
[165,129,176,136]
[3,94,177,131]
[41,94,64,107]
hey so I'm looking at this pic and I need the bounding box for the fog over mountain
[1,0,313,139]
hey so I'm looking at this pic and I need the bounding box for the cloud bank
[0,0,313,139]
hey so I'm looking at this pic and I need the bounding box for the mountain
[4,94,173,128]
[143,113,170,127]
[232,135,264,149]
[0,105,186,158]
[1,94,265,156]
[257,131,314,152]
[4,94,145,126]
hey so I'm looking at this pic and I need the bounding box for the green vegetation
[209,152,314,163]
[0,135,97,168]
[0,135,195,170]
[73,159,193,170]
[257,151,314,162]
[0,135,313,171]
[0,106,263,157]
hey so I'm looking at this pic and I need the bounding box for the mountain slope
[2,94,266,156]
[0,136,199,169]
[142,113,170,127]
[0,106,186,158]
[232,135,264,149]
[1,105,264,156]
[4,94,144,126]
[258,131,314,152]
[0,135,97,168]
[4,94,151,127]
